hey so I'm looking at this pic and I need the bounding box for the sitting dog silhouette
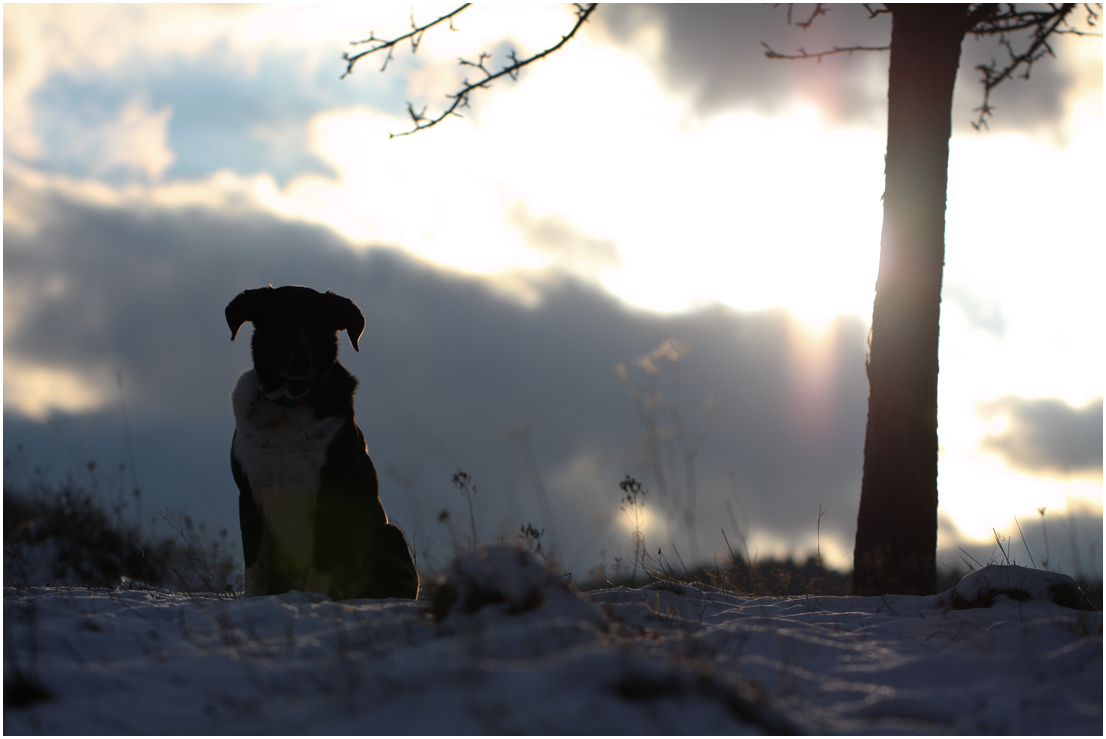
[226,285,418,600]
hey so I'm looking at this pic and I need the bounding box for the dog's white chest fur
[231,370,344,576]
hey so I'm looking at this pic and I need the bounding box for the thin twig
[993,528,1010,565]
[786,3,830,29]
[1013,516,1037,569]
[389,3,598,138]
[959,547,985,571]
[342,4,472,76]
[508,422,562,558]
[762,42,889,62]
[970,4,1083,129]
[762,3,1100,131]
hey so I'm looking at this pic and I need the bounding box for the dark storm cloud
[597,3,891,127]
[595,4,1076,135]
[978,396,1103,476]
[4,175,871,573]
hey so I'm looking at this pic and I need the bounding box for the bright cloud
[2,359,109,421]
[242,44,889,326]
[93,97,176,182]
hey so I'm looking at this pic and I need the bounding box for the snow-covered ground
[4,546,1101,734]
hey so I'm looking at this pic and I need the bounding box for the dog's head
[226,285,365,400]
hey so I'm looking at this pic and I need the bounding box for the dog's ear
[327,292,365,352]
[226,286,273,341]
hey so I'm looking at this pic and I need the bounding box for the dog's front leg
[233,444,268,596]
[243,540,270,597]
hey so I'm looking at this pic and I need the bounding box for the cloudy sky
[4,4,1102,580]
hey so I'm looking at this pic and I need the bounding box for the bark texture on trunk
[853,5,969,596]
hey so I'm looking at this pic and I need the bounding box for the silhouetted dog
[226,285,418,600]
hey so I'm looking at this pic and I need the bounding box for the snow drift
[4,545,1101,734]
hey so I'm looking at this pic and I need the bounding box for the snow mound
[947,565,1095,611]
[4,553,1101,734]
[276,589,333,604]
[432,544,608,632]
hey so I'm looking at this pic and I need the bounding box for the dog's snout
[274,324,323,381]
[282,348,315,378]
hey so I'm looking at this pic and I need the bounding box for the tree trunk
[853,5,970,596]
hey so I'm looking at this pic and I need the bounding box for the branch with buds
[761,3,1102,130]
[342,4,471,76]
[968,3,1100,130]
[343,3,598,138]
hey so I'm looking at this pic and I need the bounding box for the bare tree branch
[343,3,598,138]
[762,3,1102,129]
[342,4,471,77]
[784,2,830,29]
[861,4,892,20]
[395,2,597,138]
[969,3,1101,130]
[767,2,889,60]
[762,42,889,62]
